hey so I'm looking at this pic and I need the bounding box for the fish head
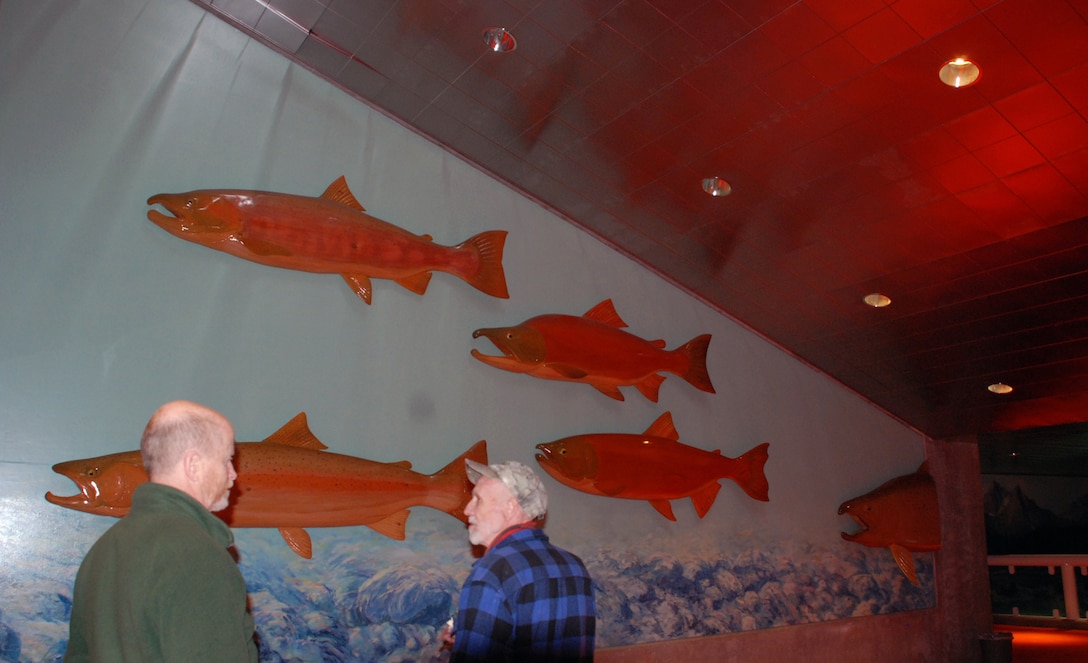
[147,191,246,240]
[534,437,599,484]
[45,450,148,518]
[470,325,547,371]
[838,470,940,551]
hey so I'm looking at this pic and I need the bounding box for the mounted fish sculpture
[147,176,509,304]
[45,412,487,559]
[838,462,941,585]
[534,411,769,520]
[471,299,715,402]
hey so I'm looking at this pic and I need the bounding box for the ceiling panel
[193,0,1088,441]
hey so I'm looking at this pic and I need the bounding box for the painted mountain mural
[983,479,1088,554]
[983,477,1088,619]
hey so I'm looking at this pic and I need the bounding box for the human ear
[182,449,203,483]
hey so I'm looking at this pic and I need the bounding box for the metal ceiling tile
[843,8,923,64]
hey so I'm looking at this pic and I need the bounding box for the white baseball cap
[465,459,548,519]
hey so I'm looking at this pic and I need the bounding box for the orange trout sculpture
[838,463,941,585]
[45,413,487,558]
[147,176,509,304]
[534,412,769,521]
[472,299,715,402]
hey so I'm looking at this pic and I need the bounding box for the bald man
[65,401,258,663]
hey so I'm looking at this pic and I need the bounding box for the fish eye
[559,449,567,455]
[185,199,195,208]
[88,466,99,477]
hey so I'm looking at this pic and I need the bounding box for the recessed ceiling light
[988,382,1013,395]
[863,293,891,308]
[483,27,516,53]
[702,177,732,197]
[939,57,981,88]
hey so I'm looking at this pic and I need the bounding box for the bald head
[140,400,237,511]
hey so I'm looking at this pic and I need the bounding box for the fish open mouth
[45,476,100,510]
[471,329,517,358]
[146,195,190,230]
[533,444,553,468]
[838,503,867,541]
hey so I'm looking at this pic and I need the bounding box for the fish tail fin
[730,442,770,502]
[429,440,489,523]
[675,334,715,394]
[458,231,509,299]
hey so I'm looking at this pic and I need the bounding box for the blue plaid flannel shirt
[451,527,596,662]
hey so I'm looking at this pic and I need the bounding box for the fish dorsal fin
[341,274,374,304]
[644,411,679,441]
[634,373,666,403]
[321,176,366,211]
[279,527,313,559]
[386,460,413,470]
[366,509,410,540]
[394,271,432,296]
[691,482,722,519]
[890,544,920,585]
[263,412,328,451]
[582,299,627,328]
[649,500,677,521]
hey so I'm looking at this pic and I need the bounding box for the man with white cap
[441,459,596,661]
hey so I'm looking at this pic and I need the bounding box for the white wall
[0,0,930,660]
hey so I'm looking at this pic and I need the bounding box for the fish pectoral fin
[341,274,374,304]
[595,480,627,496]
[552,364,589,379]
[279,528,314,559]
[634,373,666,403]
[591,384,625,401]
[394,271,432,296]
[691,483,722,519]
[890,544,920,585]
[239,237,292,257]
[366,509,410,540]
[649,500,677,521]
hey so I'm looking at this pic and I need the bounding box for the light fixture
[988,382,1013,394]
[702,177,732,197]
[863,293,891,308]
[939,57,981,88]
[483,27,516,53]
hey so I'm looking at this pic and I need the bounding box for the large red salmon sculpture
[471,299,715,402]
[45,413,487,559]
[838,463,941,585]
[534,411,769,520]
[147,176,509,305]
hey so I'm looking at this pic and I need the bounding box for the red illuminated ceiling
[195,0,1088,439]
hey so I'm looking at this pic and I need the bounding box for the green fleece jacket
[65,482,258,662]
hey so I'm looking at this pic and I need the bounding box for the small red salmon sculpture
[534,411,769,521]
[472,299,715,402]
[45,413,487,559]
[838,463,941,585]
[147,176,509,304]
